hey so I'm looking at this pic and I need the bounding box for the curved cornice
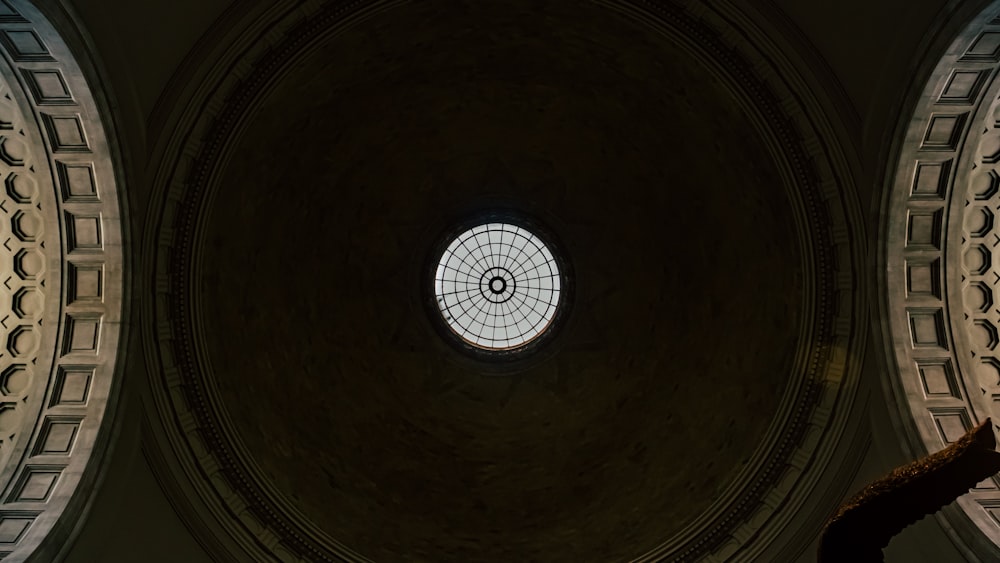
[881,2,1000,559]
[0,1,129,561]
[143,0,867,560]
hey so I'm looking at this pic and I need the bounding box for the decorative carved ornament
[145,0,865,560]
[882,1,1000,556]
[0,0,126,560]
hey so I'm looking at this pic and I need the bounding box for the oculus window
[433,221,564,352]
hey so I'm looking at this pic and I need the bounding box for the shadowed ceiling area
[194,1,804,560]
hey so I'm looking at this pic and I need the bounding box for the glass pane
[434,222,562,350]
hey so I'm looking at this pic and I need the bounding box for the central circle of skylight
[434,222,562,351]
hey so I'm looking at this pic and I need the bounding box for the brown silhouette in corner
[819,418,1000,562]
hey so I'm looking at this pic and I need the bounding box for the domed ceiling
[200,1,798,560]
[146,0,865,561]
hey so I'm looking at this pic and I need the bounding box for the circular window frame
[424,210,573,363]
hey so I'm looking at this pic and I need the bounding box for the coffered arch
[878,1,1000,559]
[0,1,130,561]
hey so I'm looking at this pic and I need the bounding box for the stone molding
[882,1,1000,558]
[144,0,866,561]
[0,1,126,561]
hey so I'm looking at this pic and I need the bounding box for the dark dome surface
[196,1,803,560]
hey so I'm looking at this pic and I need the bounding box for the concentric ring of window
[434,222,562,351]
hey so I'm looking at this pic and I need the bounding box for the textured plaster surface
[198,1,803,560]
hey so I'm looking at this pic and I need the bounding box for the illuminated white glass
[434,222,561,350]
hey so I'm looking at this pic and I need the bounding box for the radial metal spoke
[434,221,562,351]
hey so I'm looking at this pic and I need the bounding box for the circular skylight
[434,222,562,351]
